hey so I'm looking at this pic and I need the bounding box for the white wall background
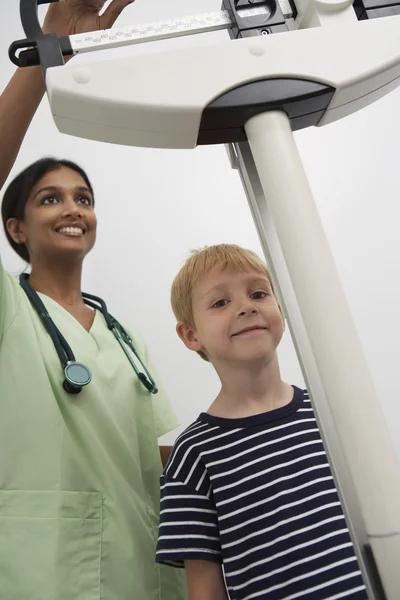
[0,0,399,456]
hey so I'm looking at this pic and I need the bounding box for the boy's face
[177,267,285,366]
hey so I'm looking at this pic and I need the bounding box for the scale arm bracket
[43,15,400,148]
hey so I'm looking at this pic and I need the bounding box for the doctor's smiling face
[3,159,97,265]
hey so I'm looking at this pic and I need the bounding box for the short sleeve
[123,326,180,438]
[0,256,21,345]
[156,474,222,567]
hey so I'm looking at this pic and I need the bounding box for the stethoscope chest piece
[63,361,92,395]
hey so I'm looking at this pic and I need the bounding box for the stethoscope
[19,274,158,395]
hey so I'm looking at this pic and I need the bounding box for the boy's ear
[176,322,204,353]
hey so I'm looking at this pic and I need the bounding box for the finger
[73,0,107,8]
[100,0,135,28]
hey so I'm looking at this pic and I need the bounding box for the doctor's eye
[77,196,93,207]
[42,195,60,205]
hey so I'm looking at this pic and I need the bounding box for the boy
[156,244,368,600]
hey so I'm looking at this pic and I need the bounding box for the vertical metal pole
[241,110,400,600]
[231,139,383,599]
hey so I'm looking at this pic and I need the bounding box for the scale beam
[9,3,293,68]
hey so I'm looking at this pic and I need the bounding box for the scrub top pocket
[0,490,102,600]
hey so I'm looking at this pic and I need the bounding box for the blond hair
[171,244,275,360]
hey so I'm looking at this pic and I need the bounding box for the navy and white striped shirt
[156,386,368,600]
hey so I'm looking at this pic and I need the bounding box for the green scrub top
[0,257,187,600]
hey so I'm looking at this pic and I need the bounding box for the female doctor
[0,1,186,599]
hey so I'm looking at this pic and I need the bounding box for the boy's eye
[211,299,228,309]
[251,291,267,300]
